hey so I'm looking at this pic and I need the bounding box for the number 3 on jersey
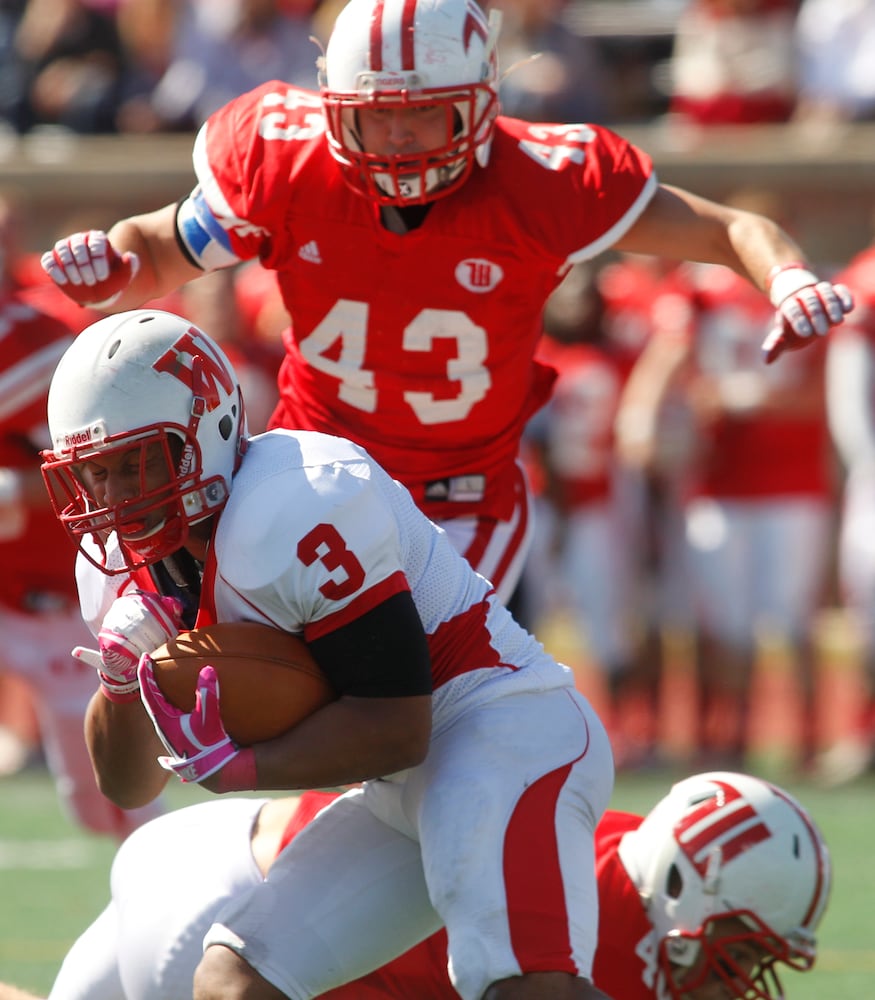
[298,300,491,425]
[297,523,365,601]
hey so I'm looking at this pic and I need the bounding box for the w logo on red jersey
[455,257,503,293]
[674,780,772,877]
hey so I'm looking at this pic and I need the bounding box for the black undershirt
[308,590,432,699]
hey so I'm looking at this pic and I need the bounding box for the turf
[1,766,873,997]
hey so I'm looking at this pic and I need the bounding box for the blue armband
[176,187,241,271]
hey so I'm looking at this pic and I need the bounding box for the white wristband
[768,267,819,308]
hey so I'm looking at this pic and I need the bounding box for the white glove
[74,591,184,703]
[41,230,140,309]
[762,263,853,364]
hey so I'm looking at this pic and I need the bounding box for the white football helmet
[618,772,831,1000]
[41,310,247,575]
[320,0,501,205]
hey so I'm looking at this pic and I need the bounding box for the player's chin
[117,514,167,543]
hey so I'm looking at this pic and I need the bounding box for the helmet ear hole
[666,863,683,900]
[43,308,247,575]
[618,771,832,1000]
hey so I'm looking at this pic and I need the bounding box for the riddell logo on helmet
[63,428,97,449]
[373,74,407,88]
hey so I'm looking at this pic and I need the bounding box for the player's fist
[74,591,184,702]
[139,660,256,790]
[41,230,140,309]
[762,263,853,364]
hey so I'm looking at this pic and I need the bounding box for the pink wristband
[216,747,258,792]
[99,680,141,704]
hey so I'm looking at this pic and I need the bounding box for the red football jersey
[0,294,77,609]
[278,796,652,998]
[191,83,656,519]
[834,245,875,344]
[591,810,661,999]
[598,256,679,364]
[653,264,830,500]
[534,336,629,508]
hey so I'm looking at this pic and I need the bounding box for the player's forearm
[85,690,170,807]
[251,694,432,791]
[105,204,202,309]
[719,203,809,292]
[616,185,808,290]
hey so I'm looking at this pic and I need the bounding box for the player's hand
[41,230,140,308]
[138,659,257,791]
[762,264,853,364]
[73,591,184,703]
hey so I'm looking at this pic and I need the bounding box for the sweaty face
[74,437,177,545]
[347,99,469,203]
[355,102,454,157]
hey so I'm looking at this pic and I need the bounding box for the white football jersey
[203,429,572,730]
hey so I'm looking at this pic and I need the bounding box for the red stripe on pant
[503,763,578,974]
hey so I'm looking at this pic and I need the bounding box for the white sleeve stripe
[186,122,270,270]
[565,172,659,266]
[192,123,239,223]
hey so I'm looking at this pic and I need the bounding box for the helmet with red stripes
[320,0,501,205]
[618,772,831,1000]
[42,310,247,575]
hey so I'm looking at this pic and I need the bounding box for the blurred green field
[1,765,874,998]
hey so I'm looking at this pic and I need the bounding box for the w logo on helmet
[463,2,488,51]
[153,329,235,412]
[674,779,772,878]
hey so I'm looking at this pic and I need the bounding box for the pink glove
[40,230,140,308]
[73,591,184,703]
[138,658,257,790]
[762,263,854,364]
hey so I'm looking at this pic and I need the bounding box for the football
[148,621,335,746]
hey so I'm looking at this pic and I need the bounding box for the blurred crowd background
[3,0,875,798]
[1,0,875,137]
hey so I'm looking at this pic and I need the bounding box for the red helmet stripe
[682,807,771,872]
[674,781,772,877]
[369,0,419,73]
[369,0,386,71]
[401,0,418,69]
[771,783,829,928]
[463,1,488,50]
